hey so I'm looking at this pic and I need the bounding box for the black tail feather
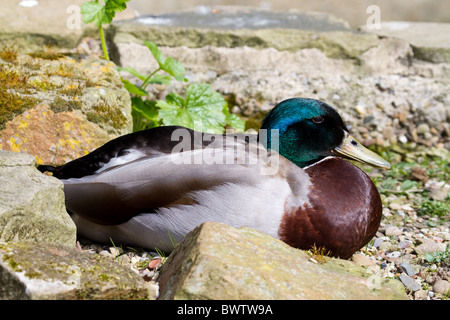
[37,164,67,179]
[37,165,57,173]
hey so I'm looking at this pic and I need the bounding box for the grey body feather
[63,139,311,251]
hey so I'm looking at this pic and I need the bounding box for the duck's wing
[38,126,253,179]
[61,133,290,225]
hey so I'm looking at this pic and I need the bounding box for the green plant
[119,41,244,133]
[80,0,245,133]
[424,245,449,266]
[307,244,332,263]
[418,199,450,218]
[81,0,130,60]
[156,83,245,133]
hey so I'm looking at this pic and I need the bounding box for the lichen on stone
[0,242,153,300]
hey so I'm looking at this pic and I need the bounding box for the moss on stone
[28,48,65,61]
[28,78,59,91]
[0,242,152,299]
[158,222,408,300]
[111,24,379,60]
[86,101,129,131]
[0,65,40,129]
[5,254,22,272]
[49,96,83,114]
[412,45,450,63]
[0,44,19,63]
[0,45,132,137]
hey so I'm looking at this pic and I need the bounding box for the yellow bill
[332,132,391,170]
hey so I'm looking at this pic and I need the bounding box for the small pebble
[109,246,123,257]
[396,210,405,218]
[355,104,366,115]
[399,274,421,292]
[386,251,401,258]
[388,203,402,210]
[98,250,113,258]
[399,262,416,276]
[308,257,318,264]
[148,257,162,269]
[433,280,450,295]
[414,290,428,300]
[397,241,411,249]
[401,204,414,211]
[386,226,402,237]
[373,238,384,248]
[415,241,446,255]
[352,253,376,267]
[379,241,395,250]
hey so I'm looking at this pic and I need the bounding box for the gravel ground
[77,145,449,300]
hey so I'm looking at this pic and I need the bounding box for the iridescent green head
[259,98,391,169]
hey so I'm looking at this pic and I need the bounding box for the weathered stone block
[158,222,407,300]
[0,150,76,246]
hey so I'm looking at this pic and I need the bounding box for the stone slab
[157,222,408,300]
[0,150,76,246]
[0,241,156,300]
[361,22,450,62]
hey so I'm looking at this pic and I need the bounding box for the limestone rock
[129,1,450,29]
[414,241,447,256]
[0,150,76,246]
[0,104,113,165]
[0,52,132,165]
[433,279,450,295]
[131,6,351,31]
[399,274,421,292]
[111,17,450,148]
[0,0,136,51]
[111,22,379,60]
[360,37,413,75]
[0,242,156,300]
[361,21,450,63]
[157,222,407,300]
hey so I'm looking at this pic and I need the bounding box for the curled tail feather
[37,164,65,178]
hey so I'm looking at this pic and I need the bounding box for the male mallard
[38,98,390,259]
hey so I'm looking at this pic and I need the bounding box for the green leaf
[117,66,147,81]
[81,0,130,27]
[118,67,172,86]
[156,83,227,133]
[144,41,166,68]
[223,105,245,132]
[425,253,435,263]
[121,79,148,97]
[104,0,130,23]
[81,1,105,27]
[131,97,160,131]
[401,179,417,191]
[147,74,172,85]
[132,97,158,120]
[144,41,186,81]
[165,92,185,108]
[162,57,186,81]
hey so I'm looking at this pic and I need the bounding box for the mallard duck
[38,98,390,259]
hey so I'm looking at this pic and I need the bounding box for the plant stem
[141,67,161,90]
[99,26,110,61]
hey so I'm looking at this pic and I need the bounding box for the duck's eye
[311,116,324,124]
